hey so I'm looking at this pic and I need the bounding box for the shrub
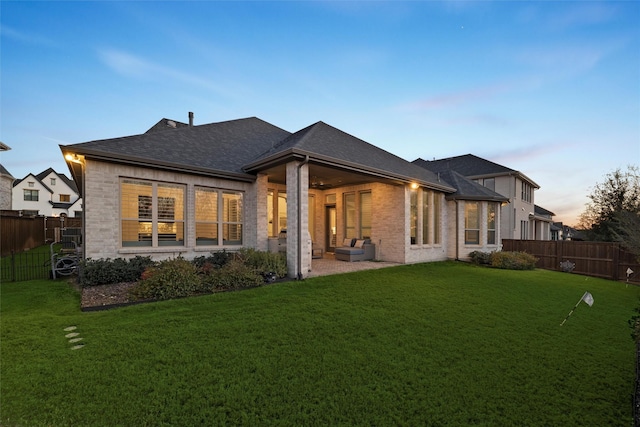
[236,248,287,278]
[79,256,155,287]
[490,251,538,270]
[129,257,203,301]
[201,258,264,292]
[192,250,233,270]
[469,251,492,265]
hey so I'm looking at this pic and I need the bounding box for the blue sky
[1,1,638,225]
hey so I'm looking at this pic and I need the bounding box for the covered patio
[308,252,400,278]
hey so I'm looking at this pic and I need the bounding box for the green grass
[1,262,638,426]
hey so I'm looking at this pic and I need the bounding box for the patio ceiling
[262,162,405,189]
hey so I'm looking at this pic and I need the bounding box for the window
[278,192,287,233]
[487,203,496,244]
[223,192,243,245]
[465,202,480,244]
[59,194,71,202]
[344,193,356,239]
[521,182,532,203]
[422,189,430,244]
[196,187,218,245]
[309,195,316,241]
[23,189,39,201]
[267,190,275,237]
[50,178,56,186]
[482,178,495,191]
[121,179,185,247]
[359,192,371,239]
[433,193,441,244]
[410,190,418,244]
[520,220,529,240]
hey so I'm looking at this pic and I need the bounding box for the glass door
[326,206,337,252]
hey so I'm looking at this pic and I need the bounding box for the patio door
[326,206,337,252]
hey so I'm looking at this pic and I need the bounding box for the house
[60,116,519,278]
[12,168,82,217]
[413,154,554,241]
[0,164,14,210]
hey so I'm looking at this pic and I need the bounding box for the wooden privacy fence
[0,215,46,257]
[503,239,640,284]
[1,215,83,257]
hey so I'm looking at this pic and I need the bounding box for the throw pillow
[355,239,365,248]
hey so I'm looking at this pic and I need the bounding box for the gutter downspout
[455,200,460,261]
[297,155,309,280]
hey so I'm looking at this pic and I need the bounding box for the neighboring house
[0,164,14,210]
[60,116,515,278]
[413,154,554,241]
[12,168,82,217]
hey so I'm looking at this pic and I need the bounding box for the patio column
[286,159,310,279]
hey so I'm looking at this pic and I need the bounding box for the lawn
[1,261,638,426]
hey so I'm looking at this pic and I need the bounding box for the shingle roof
[534,204,555,217]
[35,168,79,193]
[61,117,292,181]
[246,121,455,191]
[145,118,189,133]
[435,170,509,202]
[413,154,539,188]
[0,164,13,178]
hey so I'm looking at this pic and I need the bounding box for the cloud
[401,82,513,112]
[0,25,57,47]
[547,3,618,31]
[97,48,234,97]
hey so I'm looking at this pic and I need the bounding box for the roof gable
[413,154,540,188]
[248,121,455,191]
[437,170,509,202]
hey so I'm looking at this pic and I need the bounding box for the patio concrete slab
[308,253,399,278]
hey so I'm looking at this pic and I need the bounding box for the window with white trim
[344,193,357,239]
[359,191,371,239]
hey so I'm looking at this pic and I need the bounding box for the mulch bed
[81,282,138,311]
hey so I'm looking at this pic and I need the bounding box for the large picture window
[223,191,243,245]
[195,187,218,245]
[422,189,430,244]
[465,202,480,245]
[359,192,371,239]
[344,193,356,239]
[121,179,185,247]
[433,193,441,244]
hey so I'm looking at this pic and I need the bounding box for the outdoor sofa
[335,238,375,262]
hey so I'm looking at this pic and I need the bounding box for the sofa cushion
[335,247,365,255]
[354,239,365,248]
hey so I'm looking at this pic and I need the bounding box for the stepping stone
[71,344,85,350]
[64,326,77,332]
[65,332,80,338]
[68,338,83,343]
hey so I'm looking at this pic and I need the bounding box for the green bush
[129,257,203,301]
[201,258,264,292]
[79,256,155,287]
[490,251,538,270]
[192,250,233,269]
[469,251,492,265]
[237,248,287,278]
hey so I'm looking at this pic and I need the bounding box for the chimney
[188,112,194,127]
